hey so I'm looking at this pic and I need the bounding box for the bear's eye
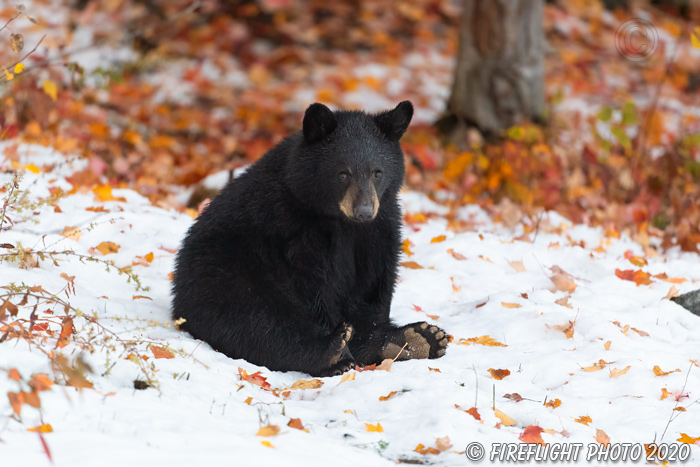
[374,170,383,180]
[338,172,348,180]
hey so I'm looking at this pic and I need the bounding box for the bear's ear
[303,103,338,143]
[374,101,414,141]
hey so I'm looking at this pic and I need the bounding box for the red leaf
[615,269,652,286]
[519,425,545,445]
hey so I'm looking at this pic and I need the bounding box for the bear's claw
[380,321,448,361]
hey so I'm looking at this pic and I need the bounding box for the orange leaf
[27,424,53,433]
[458,335,507,347]
[414,443,440,455]
[93,185,114,202]
[501,302,521,309]
[289,379,323,390]
[256,425,280,437]
[29,374,54,392]
[55,317,73,349]
[9,369,20,382]
[507,260,526,272]
[238,368,271,389]
[494,408,516,426]
[595,429,610,446]
[615,269,652,286]
[288,418,307,431]
[400,261,423,269]
[677,433,700,444]
[96,241,120,255]
[661,388,672,400]
[466,407,481,420]
[436,436,452,452]
[338,372,356,384]
[365,423,383,432]
[379,391,397,401]
[519,425,545,445]
[401,239,413,257]
[151,346,174,359]
[575,416,592,426]
[545,398,561,409]
[653,365,680,376]
[8,391,23,415]
[488,368,511,380]
[430,235,446,244]
[145,252,154,263]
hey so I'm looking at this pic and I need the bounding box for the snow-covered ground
[1,144,700,466]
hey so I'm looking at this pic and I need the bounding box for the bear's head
[286,101,413,222]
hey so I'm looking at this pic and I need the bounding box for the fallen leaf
[400,261,424,269]
[549,266,577,292]
[27,424,53,433]
[431,235,446,243]
[458,335,507,347]
[238,368,271,389]
[604,341,611,350]
[8,391,22,415]
[519,425,545,445]
[661,388,672,400]
[55,317,73,349]
[595,429,610,446]
[338,372,356,384]
[501,302,521,309]
[290,378,323,390]
[555,296,573,308]
[663,286,680,300]
[9,369,20,382]
[494,408,516,426]
[447,248,466,260]
[545,398,561,409]
[503,393,523,402]
[615,269,652,286]
[288,418,307,431]
[376,359,393,371]
[414,443,440,455]
[575,416,592,426]
[95,241,120,255]
[256,425,280,437]
[365,423,383,432]
[379,391,397,401]
[151,346,174,359]
[507,260,526,272]
[488,368,511,380]
[428,367,441,373]
[581,364,605,372]
[653,366,680,377]
[466,407,481,420]
[145,252,154,263]
[260,440,275,448]
[42,80,57,101]
[436,436,452,452]
[401,239,413,257]
[677,433,700,444]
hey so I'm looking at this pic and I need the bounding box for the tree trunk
[446,0,545,136]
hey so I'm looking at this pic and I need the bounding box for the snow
[1,144,700,465]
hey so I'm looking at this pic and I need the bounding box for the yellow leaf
[244,397,252,405]
[10,34,23,53]
[501,302,521,309]
[604,340,611,350]
[24,163,40,174]
[581,364,605,372]
[494,408,516,426]
[379,391,397,401]
[260,440,275,448]
[96,241,120,255]
[609,366,631,378]
[93,184,114,202]
[14,63,26,74]
[27,424,53,433]
[42,80,58,101]
[430,235,446,244]
[256,425,280,437]
[4,69,14,81]
[365,423,384,432]
[691,27,700,49]
[145,252,154,263]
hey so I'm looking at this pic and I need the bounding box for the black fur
[171,101,448,376]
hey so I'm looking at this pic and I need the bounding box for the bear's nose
[354,204,374,221]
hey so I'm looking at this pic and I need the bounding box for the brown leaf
[287,418,307,431]
[545,398,561,409]
[10,33,24,53]
[447,248,466,260]
[1,299,18,318]
[435,436,452,452]
[501,302,521,309]
[503,393,523,402]
[488,368,511,380]
[55,316,73,349]
[555,296,573,308]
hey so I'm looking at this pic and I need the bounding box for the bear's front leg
[379,322,448,361]
[314,323,357,377]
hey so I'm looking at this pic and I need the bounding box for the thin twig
[659,362,693,441]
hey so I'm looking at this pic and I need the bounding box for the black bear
[172,101,448,376]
